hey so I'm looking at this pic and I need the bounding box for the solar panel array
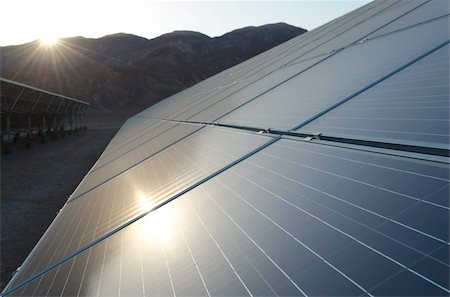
[3,0,449,296]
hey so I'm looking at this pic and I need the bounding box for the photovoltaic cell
[71,123,202,197]
[4,127,273,292]
[283,0,426,65]
[8,139,449,297]
[94,120,176,167]
[299,43,449,147]
[187,55,331,123]
[367,0,450,39]
[218,17,448,131]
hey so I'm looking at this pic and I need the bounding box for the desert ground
[1,118,123,289]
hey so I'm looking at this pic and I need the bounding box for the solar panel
[298,43,449,147]
[5,127,274,291]
[8,138,448,296]
[218,15,448,131]
[3,0,449,296]
[368,0,449,38]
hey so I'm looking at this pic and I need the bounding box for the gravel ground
[1,127,119,290]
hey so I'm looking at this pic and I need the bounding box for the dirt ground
[0,126,119,290]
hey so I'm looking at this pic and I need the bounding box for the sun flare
[40,36,59,46]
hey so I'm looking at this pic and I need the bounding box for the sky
[0,0,370,46]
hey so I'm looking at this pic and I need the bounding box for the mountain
[0,23,306,115]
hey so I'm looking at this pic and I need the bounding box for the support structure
[0,78,90,153]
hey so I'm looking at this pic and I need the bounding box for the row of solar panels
[3,0,449,296]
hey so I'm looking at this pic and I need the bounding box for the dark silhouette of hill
[0,23,306,114]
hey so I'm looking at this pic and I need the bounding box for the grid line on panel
[313,125,446,137]
[216,178,374,296]
[68,126,130,200]
[367,12,450,42]
[201,187,308,297]
[291,39,450,132]
[319,116,449,122]
[162,249,177,297]
[191,200,281,296]
[258,151,449,212]
[177,228,212,297]
[138,231,146,297]
[90,123,197,174]
[284,11,448,71]
[222,168,450,293]
[20,185,100,288]
[367,243,449,294]
[67,126,204,203]
[98,120,169,161]
[271,142,448,183]
[281,1,408,69]
[105,119,164,151]
[206,0,430,125]
[236,162,449,268]
[1,136,280,296]
[245,157,449,246]
[187,202,254,297]
[314,135,450,159]
[296,42,449,147]
[221,140,449,291]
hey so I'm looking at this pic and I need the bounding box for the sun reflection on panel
[137,197,176,245]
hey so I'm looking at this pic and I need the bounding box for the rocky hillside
[0,23,306,114]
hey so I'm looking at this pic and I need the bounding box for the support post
[75,113,79,131]
[26,115,36,148]
[27,115,32,140]
[4,114,16,154]
[42,115,46,133]
[53,115,59,140]
[42,115,49,143]
[6,114,11,144]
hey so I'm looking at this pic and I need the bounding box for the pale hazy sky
[0,0,370,46]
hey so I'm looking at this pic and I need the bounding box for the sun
[40,35,59,46]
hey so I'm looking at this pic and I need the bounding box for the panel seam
[290,39,450,132]
[1,136,280,296]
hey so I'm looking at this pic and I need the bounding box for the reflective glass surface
[218,17,448,131]
[299,43,449,147]
[8,139,449,296]
[5,127,272,291]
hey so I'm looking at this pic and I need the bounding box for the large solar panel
[217,15,448,130]
[3,0,449,296]
[298,44,449,147]
[5,127,274,291]
[6,138,449,296]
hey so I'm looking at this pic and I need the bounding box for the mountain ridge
[0,23,306,114]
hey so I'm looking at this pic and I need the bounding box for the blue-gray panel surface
[4,127,272,292]
[218,16,448,131]
[7,139,449,296]
[299,43,449,147]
